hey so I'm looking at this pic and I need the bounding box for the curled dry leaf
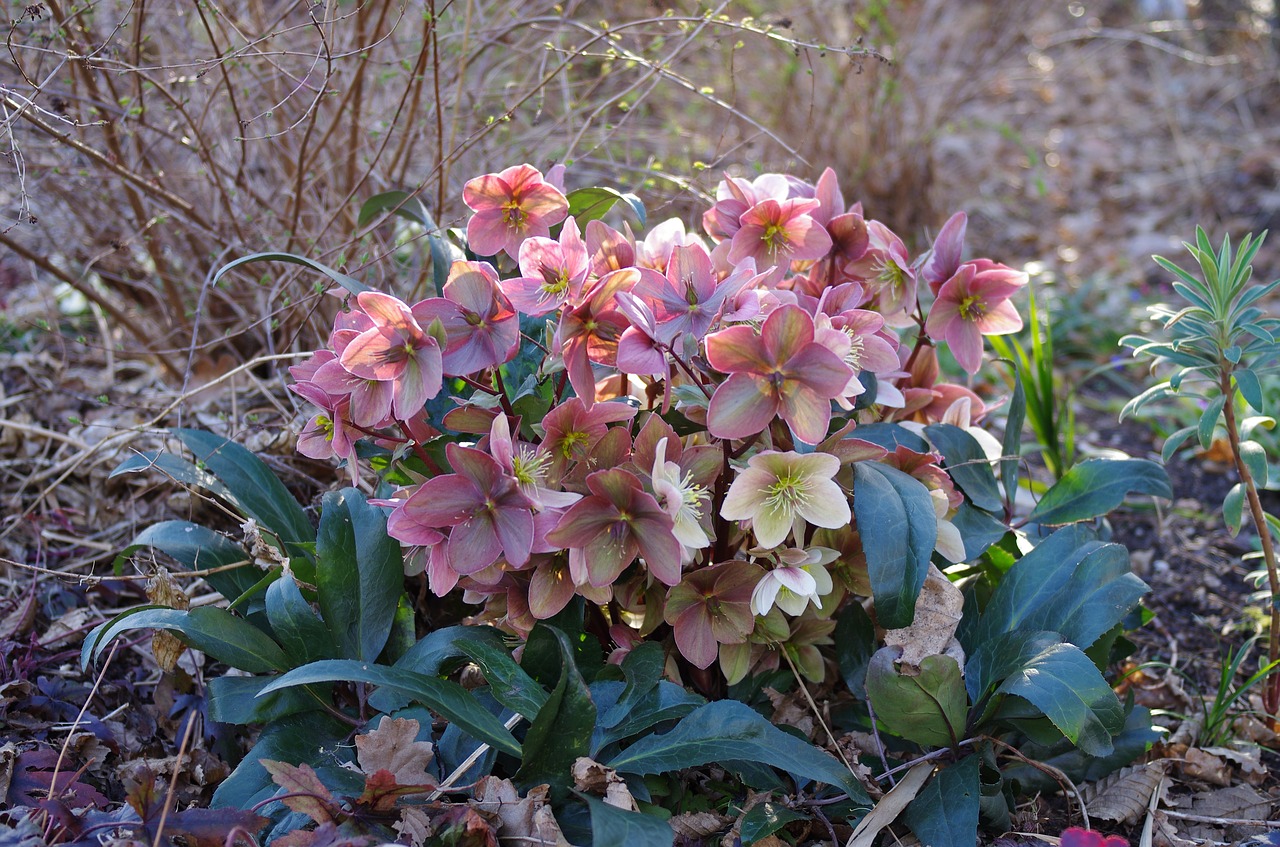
[1201,745,1266,785]
[571,756,637,811]
[1082,760,1169,824]
[669,810,733,839]
[471,776,569,847]
[1179,747,1232,787]
[354,716,436,787]
[145,567,189,673]
[882,564,964,671]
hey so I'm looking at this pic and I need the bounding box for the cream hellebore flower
[651,437,712,559]
[750,550,836,616]
[931,488,966,563]
[720,450,850,549]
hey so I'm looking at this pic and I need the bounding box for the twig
[427,712,524,799]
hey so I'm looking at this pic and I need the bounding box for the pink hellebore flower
[556,268,654,405]
[463,164,569,259]
[544,468,682,588]
[310,357,394,428]
[845,220,916,318]
[924,259,1027,374]
[664,561,762,669]
[633,243,754,344]
[290,381,360,483]
[702,173,791,241]
[922,211,968,296]
[415,261,519,376]
[505,216,589,316]
[487,415,580,511]
[727,198,833,269]
[705,305,853,445]
[720,450,850,549]
[338,291,444,421]
[392,442,534,575]
[541,398,637,470]
[634,217,706,272]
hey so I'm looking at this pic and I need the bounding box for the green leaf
[584,796,672,847]
[212,251,370,296]
[740,801,808,845]
[565,186,646,227]
[1001,362,1027,502]
[457,639,549,719]
[206,674,327,725]
[1224,483,1245,535]
[117,521,258,604]
[949,502,1009,561]
[924,424,1002,512]
[852,462,936,629]
[607,700,869,803]
[265,572,339,665]
[903,755,979,847]
[1161,426,1197,463]
[210,712,353,813]
[995,641,1125,756]
[111,452,234,501]
[834,602,876,700]
[1198,395,1227,448]
[594,680,705,752]
[598,642,665,729]
[514,628,596,801]
[315,488,404,661]
[357,190,462,296]
[864,649,966,748]
[82,606,289,673]
[1027,458,1171,525]
[1240,440,1268,488]
[172,429,315,545]
[257,659,522,757]
[1003,704,1159,792]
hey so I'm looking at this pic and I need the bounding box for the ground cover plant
[53,163,1177,845]
[6,3,1280,846]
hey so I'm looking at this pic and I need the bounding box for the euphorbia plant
[1122,228,1280,717]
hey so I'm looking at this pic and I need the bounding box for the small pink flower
[922,211,968,296]
[664,561,762,669]
[463,164,569,259]
[924,259,1027,374]
[414,261,519,376]
[633,243,753,343]
[338,291,443,420]
[844,220,916,318]
[705,305,852,444]
[727,198,833,269]
[504,216,590,316]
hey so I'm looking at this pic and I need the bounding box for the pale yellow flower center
[958,295,985,320]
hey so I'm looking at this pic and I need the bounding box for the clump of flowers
[289,164,1027,682]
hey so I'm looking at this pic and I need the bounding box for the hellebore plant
[95,164,1177,847]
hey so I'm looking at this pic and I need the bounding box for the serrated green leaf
[995,641,1124,756]
[257,659,522,757]
[172,429,315,546]
[1027,458,1171,525]
[864,649,967,748]
[514,627,595,801]
[315,488,404,661]
[82,606,289,673]
[607,700,869,803]
[265,572,339,665]
[852,462,936,629]
[740,801,808,845]
[117,521,258,604]
[584,796,672,847]
[924,424,1002,512]
[457,639,548,719]
[903,755,979,847]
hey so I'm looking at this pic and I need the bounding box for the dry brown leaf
[261,759,340,824]
[354,716,435,787]
[1202,744,1266,785]
[846,761,933,847]
[571,756,636,811]
[1082,760,1168,824]
[765,687,816,739]
[882,565,964,670]
[1179,747,1231,787]
[669,810,732,839]
[472,776,569,847]
[1186,783,1272,820]
[145,568,189,673]
[394,806,435,847]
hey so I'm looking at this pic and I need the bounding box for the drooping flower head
[413,261,519,376]
[338,291,444,420]
[924,258,1027,374]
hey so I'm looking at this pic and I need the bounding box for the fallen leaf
[668,810,732,839]
[571,756,636,811]
[395,806,436,847]
[1083,760,1168,824]
[1202,744,1266,785]
[1186,783,1272,819]
[882,565,964,670]
[261,759,341,825]
[846,761,932,847]
[145,568,189,673]
[355,716,436,787]
[471,776,568,847]
[1179,747,1231,787]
